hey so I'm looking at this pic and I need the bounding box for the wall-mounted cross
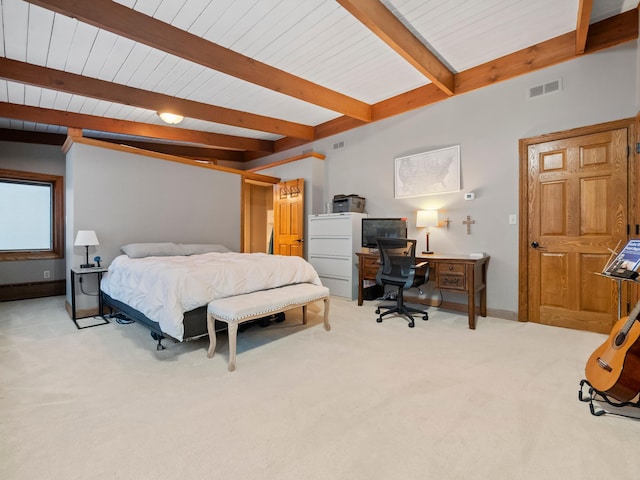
[462,215,475,234]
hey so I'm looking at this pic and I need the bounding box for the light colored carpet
[1,295,638,480]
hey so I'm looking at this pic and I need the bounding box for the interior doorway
[519,118,636,333]
[243,180,274,254]
[242,178,306,257]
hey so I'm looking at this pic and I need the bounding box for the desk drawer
[437,263,466,291]
[437,263,465,275]
[361,256,380,279]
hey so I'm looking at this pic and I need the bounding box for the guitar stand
[579,379,640,419]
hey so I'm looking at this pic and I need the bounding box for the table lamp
[416,210,438,254]
[74,230,99,268]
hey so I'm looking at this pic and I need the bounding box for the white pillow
[120,242,181,258]
[177,244,231,255]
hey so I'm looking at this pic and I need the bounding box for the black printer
[332,194,366,213]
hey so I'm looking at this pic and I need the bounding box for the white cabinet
[307,213,367,299]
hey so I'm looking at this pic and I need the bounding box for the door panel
[581,254,611,313]
[527,127,628,333]
[273,179,305,257]
[540,181,565,234]
[539,253,567,308]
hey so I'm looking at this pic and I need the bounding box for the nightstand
[70,266,109,329]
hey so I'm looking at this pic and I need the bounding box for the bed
[100,242,323,349]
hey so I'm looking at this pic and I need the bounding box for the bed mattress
[100,252,322,341]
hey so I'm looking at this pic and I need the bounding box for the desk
[70,266,109,329]
[356,252,489,329]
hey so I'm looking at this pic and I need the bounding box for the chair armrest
[414,261,428,268]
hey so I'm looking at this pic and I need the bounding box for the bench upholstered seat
[206,283,330,371]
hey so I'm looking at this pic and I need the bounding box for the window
[0,168,64,261]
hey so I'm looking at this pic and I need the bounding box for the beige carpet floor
[1,295,639,480]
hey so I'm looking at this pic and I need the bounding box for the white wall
[66,142,243,266]
[0,142,66,284]
[65,142,243,307]
[246,42,639,318]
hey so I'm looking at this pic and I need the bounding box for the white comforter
[101,252,322,341]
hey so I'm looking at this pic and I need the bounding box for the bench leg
[227,322,238,372]
[323,297,331,331]
[206,314,217,358]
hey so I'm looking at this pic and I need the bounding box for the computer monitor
[361,218,408,248]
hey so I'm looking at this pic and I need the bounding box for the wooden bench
[206,283,331,371]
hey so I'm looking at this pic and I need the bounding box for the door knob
[531,241,539,248]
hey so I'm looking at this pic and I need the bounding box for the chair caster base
[376,317,383,323]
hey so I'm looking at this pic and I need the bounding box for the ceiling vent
[528,78,562,99]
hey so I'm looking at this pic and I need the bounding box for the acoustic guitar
[585,300,640,402]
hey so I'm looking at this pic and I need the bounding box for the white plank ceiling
[0,0,638,160]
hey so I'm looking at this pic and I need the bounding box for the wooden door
[523,125,630,333]
[273,178,305,257]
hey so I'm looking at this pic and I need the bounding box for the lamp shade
[416,210,438,228]
[74,230,99,246]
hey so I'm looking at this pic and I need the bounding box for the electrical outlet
[508,214,517,225]
[43,270,50,279]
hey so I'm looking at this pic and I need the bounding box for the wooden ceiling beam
[97,139,245,162]
[582,6,637,54]
[337,0,455,96]
[0,128,66,146]
[576,0,594,54]
[64,135,281,184]
[0,58,313,140]
[0,103,274,153]
[26,0,372,123]
[0,126,243,161]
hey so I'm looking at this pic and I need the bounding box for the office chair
[375,238,429,328]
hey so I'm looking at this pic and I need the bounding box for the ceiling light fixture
[158,112,184,125]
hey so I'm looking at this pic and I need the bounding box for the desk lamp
[74,230,99,268]
[416,210,438,254]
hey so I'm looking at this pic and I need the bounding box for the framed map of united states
[394,145,461,198]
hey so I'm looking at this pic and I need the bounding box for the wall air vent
[333,141,345,150]
[528,78,562,99]
[544,79,561,93]
[529,85,544,98]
